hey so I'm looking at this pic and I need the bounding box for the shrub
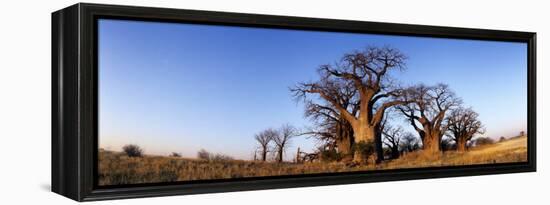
[197,149,234,162]
[211,154,234,162]
[122,144,143,157]
[440,138,455,151]
[399,133,420,153]
[474,137,495,146]
[353,141,375,158]
[197,149,210,160]
[319,149,342,162]
[170,152,182,157]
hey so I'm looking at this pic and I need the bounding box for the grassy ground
[98,136,527,185]
[379,136,527,169]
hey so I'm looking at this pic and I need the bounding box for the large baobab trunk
[351,121,377,164]
[456,137,467,152]
[418,126,443,153]
[351,104,400,164]
[352,117,376,142]
[422,131,441,153]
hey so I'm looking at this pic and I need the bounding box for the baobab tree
[446,107,485,152]
[292,46,409,164]
[254,128,277,161]
[398,84,461,153]
[399,133,420,153]
[382,124,405,159]
[272,124,298,163]
[301,80,358,157]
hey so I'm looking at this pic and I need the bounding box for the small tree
[440,137,455,152]
[399,133,420,153]
[499,136,506,142]
[254,128,277,161]
[272,124,298,163]
[382,124,405,159]
[122,144,143,157]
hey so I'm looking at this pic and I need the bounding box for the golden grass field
[380,136,527,169]
[98,136,527,185]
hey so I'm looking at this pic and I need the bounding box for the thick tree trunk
[456,137,467,152]
[422,132,441,153]
[352,122,377,164]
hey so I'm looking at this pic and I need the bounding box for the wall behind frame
[0,0,547,204]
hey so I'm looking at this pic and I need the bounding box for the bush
[170,152,181,157]
[474,137,495,146]
[122,144,143,157]
[440,138,455,151]
[319,149,342,162]
[197,149,210,160]
[353,141,375,157]
[211,154,234,162]
[197,149,233,162]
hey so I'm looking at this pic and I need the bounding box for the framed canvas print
[52,3,536,201]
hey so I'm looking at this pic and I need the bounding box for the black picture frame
[52,3,536,202]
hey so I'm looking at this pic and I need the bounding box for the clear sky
[98,19,527,160]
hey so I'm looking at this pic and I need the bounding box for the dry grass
[378,136,526,169]
[379,136,527,169]
[98,136,527,185]
[98,151,370,185]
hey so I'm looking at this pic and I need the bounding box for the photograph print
[97,18,528,186]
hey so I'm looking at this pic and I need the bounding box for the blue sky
[98,19,527,160]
